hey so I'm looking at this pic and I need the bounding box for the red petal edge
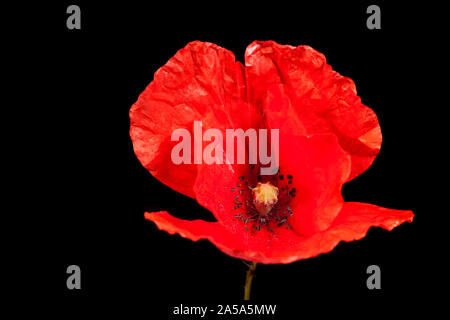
[145,203,413,264]
[130,41,252,198]
[245,40,382,181]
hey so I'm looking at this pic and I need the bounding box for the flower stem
[244,262,258,300]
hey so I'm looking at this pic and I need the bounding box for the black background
[22,1,438,318]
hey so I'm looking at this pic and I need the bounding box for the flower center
[252,182,279,215]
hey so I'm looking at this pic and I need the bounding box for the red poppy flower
[130,41,414,264]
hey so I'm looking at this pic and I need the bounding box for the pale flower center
[252,182,279,215]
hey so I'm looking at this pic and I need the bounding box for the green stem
[244,262,258,300]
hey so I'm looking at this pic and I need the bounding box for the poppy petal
[144,210,313,264]
[283,202,415,263]
[278,134,351,237]
[245,40,382,181]
[144,211,241,252]
[130,41,255,198]
[145,203,413,264]
[256,202,414,264]
[193,162,251,232]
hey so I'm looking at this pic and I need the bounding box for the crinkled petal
[245,40,382,181]
[144,210,315,264]
[281,202,415,263]
[130,41,258,198]
[144,211,243,255]
[244,202,414,264]
[145,203,413,264]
